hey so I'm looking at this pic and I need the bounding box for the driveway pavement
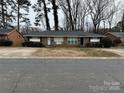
[101,48,124,57]
[0,59,124,93]
[0,47,37,57]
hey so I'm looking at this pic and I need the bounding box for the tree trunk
[66,0,74,31]
[109,22,112,30]
[42,0,51,30]
[52,0,59,31]
[93,24,97,33]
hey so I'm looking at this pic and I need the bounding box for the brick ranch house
[105,32,124,46]
[23,31,105,47]
[0,29,24,46]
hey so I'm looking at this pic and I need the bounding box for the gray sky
[29,0,64,29]
[28,0,124,29]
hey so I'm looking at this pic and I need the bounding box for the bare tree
[78,0,89,31]
[59,0,88,31]
[86,0,113,33]
[66,0,74,31]
[106,0,119,30]
[58,0,70,30]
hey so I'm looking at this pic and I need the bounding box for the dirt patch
[33,48,87,57]
[33,48,119,57]
[0,47,119,58]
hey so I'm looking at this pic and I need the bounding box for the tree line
[0,0,123,33]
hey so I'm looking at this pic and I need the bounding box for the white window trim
[29,38,41,42]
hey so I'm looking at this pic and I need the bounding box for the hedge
[101,37,112,48]
[22,42,44,47]
[0,40,13,46]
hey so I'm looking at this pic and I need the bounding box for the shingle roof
[24,31,105,38]
[0,29,14,35]
[109,32,124,39]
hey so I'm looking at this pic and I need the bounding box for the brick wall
[7,30,24,46]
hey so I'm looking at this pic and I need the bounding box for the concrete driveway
[0,47,38,57]
[101,48,124,57]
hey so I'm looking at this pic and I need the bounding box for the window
[54,38,64,45]
[67,37,78,45]
[90,38,100,43]
[29,38,41,42]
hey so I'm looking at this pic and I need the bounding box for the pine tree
[0,0,6,28]
[0,0,31,30]
[16,0,31,31]
[32,0,51,30]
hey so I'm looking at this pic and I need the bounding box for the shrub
[85,43,92,47]
[101,37,112,48]
[85,42,103,48]
[112,39,121,46]
[94,43,103,48]
[0,40,13,46]
[22,42,32,47]
[22,42,44,47]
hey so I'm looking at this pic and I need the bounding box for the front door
[80,37,84,45]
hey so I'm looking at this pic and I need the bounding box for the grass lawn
[32,48,119,57]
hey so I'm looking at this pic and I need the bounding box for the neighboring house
[105,32,124,45]
[23,30,105,47]
[0,29,24,46]
[105,32,124,41]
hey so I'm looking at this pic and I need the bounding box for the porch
[26,37,101,47]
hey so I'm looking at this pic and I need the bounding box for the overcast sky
[28,0,124,29]
[29,0,64,29]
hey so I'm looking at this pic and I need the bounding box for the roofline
[0,29,14,35]
[105,32,123,38]
[6,29,24,38]
[0,34,7,36]
[7,29,16,35]
[23,35,105,38]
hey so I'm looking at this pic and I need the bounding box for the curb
[0,57,124,59]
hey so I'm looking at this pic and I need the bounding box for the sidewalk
[0,47,38,57]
